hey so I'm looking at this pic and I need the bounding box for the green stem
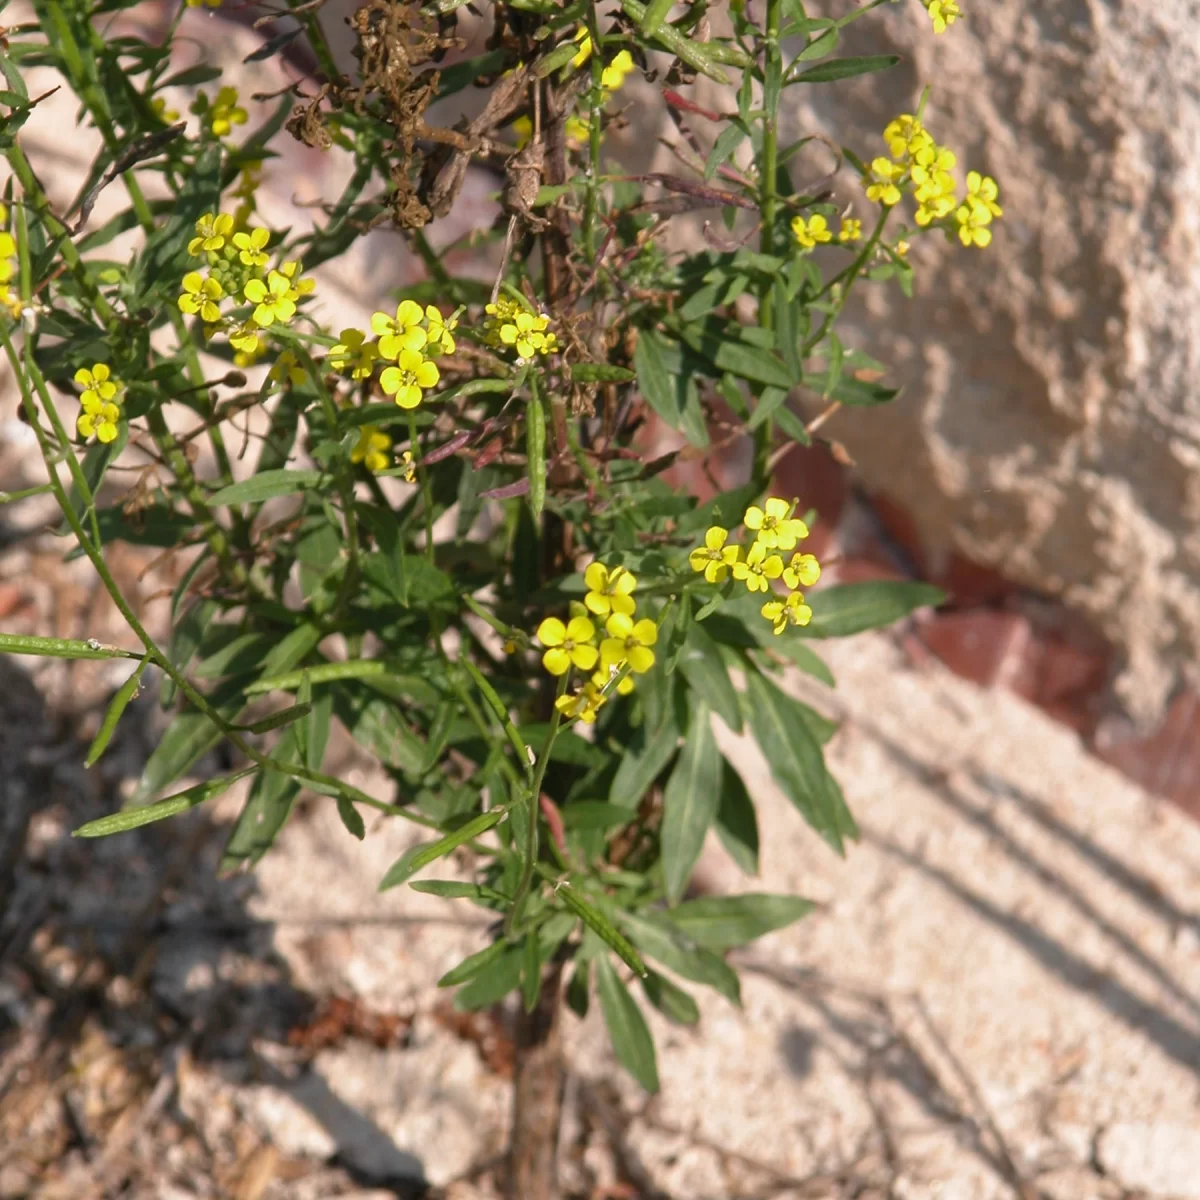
[802,207,890,356]
[505,672,570,938]
[582,3,606,260]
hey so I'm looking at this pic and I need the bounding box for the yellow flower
[186,0,222,6]
[77,395,122,444]
[74,363,119,407]
[228,320,263,358]
[733,540,784,593]
[911,139,957,188]
[232,227,270,268]
[924,0,962,34]
[351,425,392,472]
[483,297,558,359]
[894,239,910,258]
[372,299,428,359]
[380,347,440,409]
[782,552,821,590]
[600,613,657,675]
[555,681,607,724]
[537,615,599,676]
[601,50,635,90]
[583,562,636,618]
[0,257,14,284]
[188,212,234,257]
[209,86,247,137]
[270,350,306,388]
[761,591,813,635]
[838,218,862,243]
[571,27,593,68]
[688,525,740,584]
[328,328,379,380]
[883,114,924,159]
[401,450,416,484]
[955,200,993,248]
[964,170,1002,221]
[244,264,310,327]
[178,271,225,322]
[791,213,833,250]
[592,668,634,697]
[744,497,808,551]
[152,96,180,123]
[423,305,457,356]
[864,157,905,207]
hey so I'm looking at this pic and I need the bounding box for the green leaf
[619,910,741,1004]
[454,944,523,1009]
[639,0,674,36]
[411,880,511,905]
[790,54,899,83]
[521,931,542,1012]
[744,671,851,853]
[806,581,943,637]
[237,702,312,735]
[260,623,323,680]
[795,25,838,60]
[618,0,731,84]
[0,632,141,661]
[73,768,257,837]
[641,970,700,1025]
[569,363,637,384]
[336,795,366,840]
[535,38,585,76]
[221,732,303,871]
[806,369,898,406]
[128,687,245,805]
[747,385,789,430]
[715,760,759,875]
[526,395,546,521]
[556,882,647,976]
[438,937,508,987]
[331,682,427,774]
[678,617,743,733]
[378,809,505,891]
[660,702,721,905]
[763,638,836,686]
[704,119,749,182]
[562,801,635,831]
[207,469,323,507]
[608,707,679,808]
[679,321,794,390]
[665,892,814,949]
[634,329,684,429]
[85,656,150,767]
[566,959,591,1017]
[596,955,660,1092]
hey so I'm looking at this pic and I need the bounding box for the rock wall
[757,0,1200,727]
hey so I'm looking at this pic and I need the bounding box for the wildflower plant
[0,0,988,1184]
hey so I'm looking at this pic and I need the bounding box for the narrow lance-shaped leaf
[526,393,546,521]
[73,768,258,838]
[596,955,660,1092]
[665,892,815,950]
[660,702,722,904]
[556,881,647,977]
[85,654,150,767]
[378,809,505,891]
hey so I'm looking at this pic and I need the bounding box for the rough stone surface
[663,0,1200,730]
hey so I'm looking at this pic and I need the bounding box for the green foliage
[0,0,988,1096]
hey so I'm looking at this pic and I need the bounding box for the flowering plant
[0,0,990,1187]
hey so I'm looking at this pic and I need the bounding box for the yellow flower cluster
[791,212,861,250]
[75,364,124,444]
[688,498,821,635]
[482,297,558,361]
[864,112,1002,249]
[177,211,314,371]
[324,301,456,410]
[922,0,961,34]
[350,425,393,472]
[191,85,247,138]
[536,564,650,724]
[0,205,22,320]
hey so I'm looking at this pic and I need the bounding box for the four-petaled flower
[600,613,657,674]
[689,525,740,583]
[232,227,270,268]
[964,171,1002,221]
[77,394,121,444]
[555,681,606,724]
[188,212,233,257]
[761,591,813,636]
[744,498,808,551]
[865,157,905,207]
[924,0,962,34]
[244,267,302,327]
[351,425,392,473]
[75,364,119,407]
[782,552,821,590]
[372,300,428,359]
[791,213,833,249]
[209,86,247,137]
[838,218,862,243]
[955,200,993,248]
[583,562,636,618]
[537,615,599,676]
[178,271,225,322]
[329,328,379,380]
[592,667,635,697]
[269,350,306,388]
[380,348,440,409]
[423,306,457,356]
[601,50,635,91]
[733,540,784,593]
